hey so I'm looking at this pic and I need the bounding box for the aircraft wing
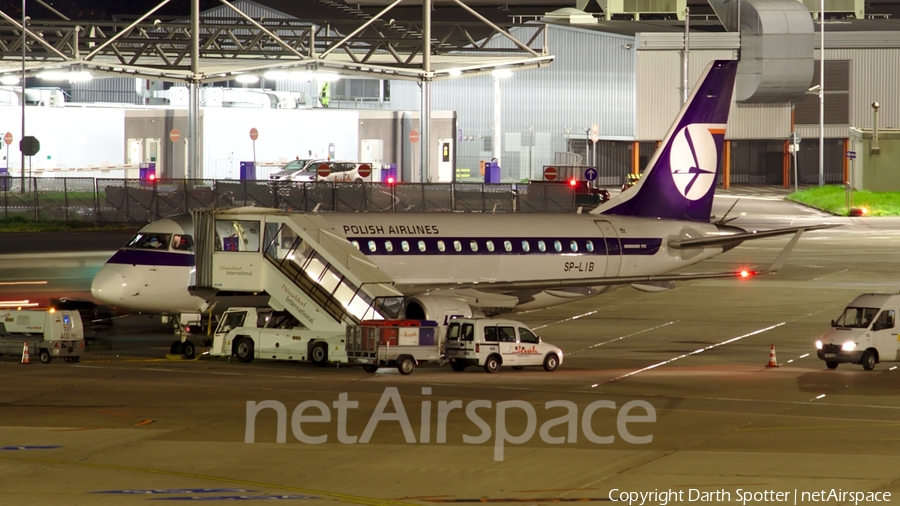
[401,227,823,292]
[668,223,838,249]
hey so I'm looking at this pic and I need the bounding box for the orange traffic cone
[21,341,30,365]
[766,344,778,368]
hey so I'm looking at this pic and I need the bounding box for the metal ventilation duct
[708,0,814,103]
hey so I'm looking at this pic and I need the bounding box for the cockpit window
[172,235,194,252]
[833,307,880,328]
[128,233,172,250]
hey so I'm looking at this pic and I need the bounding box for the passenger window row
[349,237,608,255]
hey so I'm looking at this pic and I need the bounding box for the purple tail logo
[669,123,726,201]
[593,60,738,222]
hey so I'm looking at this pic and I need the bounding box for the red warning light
[148,173,156,181]
[738,269,756,278]
[387,176,395,184]
[569,178,577,187]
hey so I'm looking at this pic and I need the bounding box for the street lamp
[20,3,27,194]
[818,0,825,186]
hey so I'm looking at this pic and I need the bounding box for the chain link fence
[0,178,603,224]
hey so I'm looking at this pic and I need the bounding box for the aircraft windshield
[833,306,880,328]
[126,233,172,250]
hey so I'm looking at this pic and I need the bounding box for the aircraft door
[437,138,453,182]
[497,325,518,366]
[872,309,898,361]
[594,220,621,277]
[516,326,541,365]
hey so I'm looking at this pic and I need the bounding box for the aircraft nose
[91,267,125,304]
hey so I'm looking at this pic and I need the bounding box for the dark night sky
[0,1,220,20]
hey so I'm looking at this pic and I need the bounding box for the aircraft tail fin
[591,60,738,222]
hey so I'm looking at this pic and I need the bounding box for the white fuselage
[91,212,726,315]
[323,213,719,288]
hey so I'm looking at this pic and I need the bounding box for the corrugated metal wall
[636,48,737,140]
[390,24,636,181]
[200,0,294,19]
[635,33,785,141]
[71,78,142,105]
[636,32,799,141]
[823,48,900,130]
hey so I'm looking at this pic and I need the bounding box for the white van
[817,293,900,370]
[445,318,563,373]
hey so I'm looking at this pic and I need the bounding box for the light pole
[818,0,825,186]
[20,0,26,193]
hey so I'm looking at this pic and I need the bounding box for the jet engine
[402,294,477,324]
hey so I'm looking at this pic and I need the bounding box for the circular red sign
[169,128,180,143]
[3,132,12,146]
[543,166,558,181]
[249,127,259,141]
[317,163,331,178]
[409,130,419,143]
[357,164,371,178]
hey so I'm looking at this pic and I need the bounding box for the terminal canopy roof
[0,0,553,83]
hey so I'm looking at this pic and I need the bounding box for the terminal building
[0,0,899,188]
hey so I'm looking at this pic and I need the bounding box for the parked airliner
[90,60,832,323]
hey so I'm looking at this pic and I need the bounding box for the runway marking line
[568,321,677,357]
[596,322,786,385]
[0,454,418,506]
[532,310,599,331]
[133,419,155,427]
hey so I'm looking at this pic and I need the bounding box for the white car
[445,318,563,373]
[269,160,368,183]
[268,158,324,182]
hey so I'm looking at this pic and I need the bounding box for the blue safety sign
[0,446,61,451]
[847,150,856,159]
[584,168,597,181]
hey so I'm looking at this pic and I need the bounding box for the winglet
[758,229,804,274]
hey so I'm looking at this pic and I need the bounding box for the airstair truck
[0,309,84,364]
[193,209,407,366]
[209,306,347,366]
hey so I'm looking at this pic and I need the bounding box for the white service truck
[445,318,563,373]
[0,309,84,364]
[817,293,900,370]
[209,307,347,366]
